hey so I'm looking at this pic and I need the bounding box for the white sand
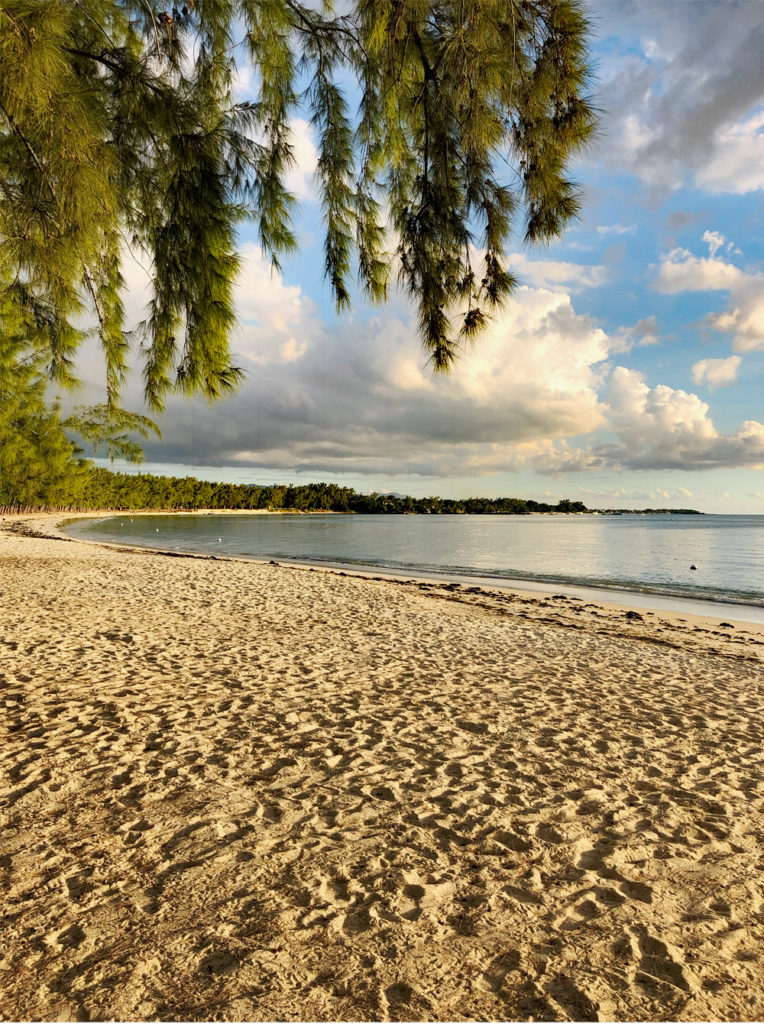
[1,517,763,1022]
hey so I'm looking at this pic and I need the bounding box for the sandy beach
[1,517,763,1022]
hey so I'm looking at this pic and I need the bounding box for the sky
[84,0,764,512]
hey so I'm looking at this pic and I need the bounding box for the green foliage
[0,319,85,505]
[0,293,159,505]
[0,0,595,410]
[64,404,160,462]
[23,465,591,515]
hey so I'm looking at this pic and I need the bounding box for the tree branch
[0,101,107,329]
[64,47,123,75]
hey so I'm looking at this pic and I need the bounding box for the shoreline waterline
[56,510,764,627]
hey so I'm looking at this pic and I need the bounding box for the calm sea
[62,512,764,612]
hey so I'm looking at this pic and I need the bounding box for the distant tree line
[0,465,589,515]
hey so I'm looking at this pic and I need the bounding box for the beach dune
[1,520,763,1021]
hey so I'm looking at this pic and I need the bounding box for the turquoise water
[63,512,764,609]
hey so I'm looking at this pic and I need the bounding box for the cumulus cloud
[588,0,764,193]
[654,247,745,293]
[701,230,742,257]
[691,356,742,390]
[517,366,764,476]
[653,239,764,353]
[229,58,319,202]
[77,243,762,483]
[592,367,764,471]
[141,274,614,477]
[223,60,321,202]
[234,244,322,362]
[706,287,764,354]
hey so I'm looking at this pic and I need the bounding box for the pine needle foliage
[0,302,159,503]
[0,286,160,504]
[0,315,85,505]
[65,403,160,461]
[0,0,596,401]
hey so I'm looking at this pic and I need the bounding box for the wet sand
[1,516,763,1021]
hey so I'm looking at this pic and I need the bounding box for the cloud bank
[118,247,764,479]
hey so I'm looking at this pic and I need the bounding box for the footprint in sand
[49,923,87,949]
[623,925,697,995]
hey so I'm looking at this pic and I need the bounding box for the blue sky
[97,1,764,512]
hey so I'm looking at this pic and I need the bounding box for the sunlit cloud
[653,238,764,354]
[691,356,742,391]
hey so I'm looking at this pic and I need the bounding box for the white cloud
[217,77,320,203]
[702,230,726,258]
[613,315,660,351]
[695,109,764,194]
[654,247,745,293]
[130,255,616,476]
[701,230,742,259]
[706,285,764,354]
[596,223,637,236]
[284,118,319,201]
[281,337,308,363]
[593,367,764,471]
[505,363,764,476]
[653,240,764,353]
[507,252,607,292]
[78,242,764,483]
[228,50,319,202]
[234,244,321,365]
[691,355,742,390]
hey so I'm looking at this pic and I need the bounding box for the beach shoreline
[22,509,764,632]
[1,517,763,1021]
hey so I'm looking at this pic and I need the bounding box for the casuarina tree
[0,0,596,413]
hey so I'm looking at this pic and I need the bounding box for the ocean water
[62,512,764,609]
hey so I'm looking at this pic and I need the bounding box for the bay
[63,512,764,610]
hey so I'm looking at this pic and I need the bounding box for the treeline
[1,465,589,515]
[598,507,702,516]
